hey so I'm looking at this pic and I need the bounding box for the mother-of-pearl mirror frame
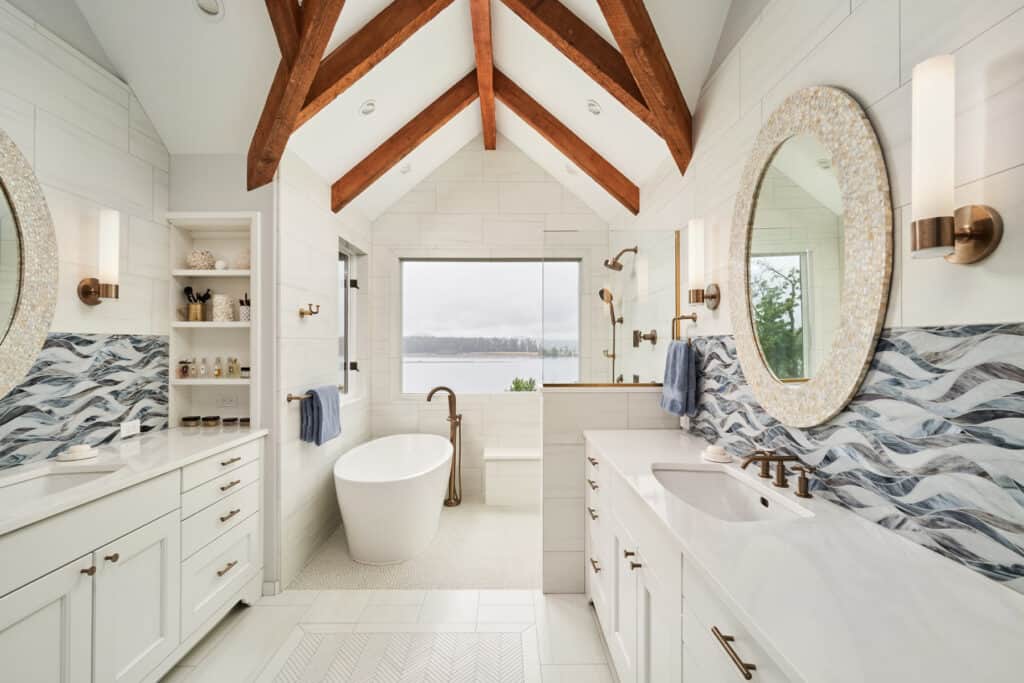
[729,86,892,428]
[0,128,58,398]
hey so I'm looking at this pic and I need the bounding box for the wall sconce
[77,209,121,305]
[911,55,1002,264]
[687,218,720,309]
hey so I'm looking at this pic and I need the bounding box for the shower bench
[483,447,541,506]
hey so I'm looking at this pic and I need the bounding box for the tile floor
[161,590,615,682]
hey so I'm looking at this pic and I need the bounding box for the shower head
[598,289,621,326]
[603,246,638,271]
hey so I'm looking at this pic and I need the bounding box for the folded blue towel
[661,340,698,417]
[299,386,342,446]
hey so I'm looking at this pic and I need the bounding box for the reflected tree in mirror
[748,134,844,381]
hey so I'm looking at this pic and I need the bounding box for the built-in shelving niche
[167,212,261,428]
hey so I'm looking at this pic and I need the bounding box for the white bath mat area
[259,628,527,682]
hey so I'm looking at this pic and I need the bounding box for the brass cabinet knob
[219,508,241,523]
[587,479,599,491]
[589,558,601,573]
[104,553,120,563]
[80,566,96,576]
[217,560,239,577]
[587,507,599,520]
[711,626,757,680]
[587,457,599,467]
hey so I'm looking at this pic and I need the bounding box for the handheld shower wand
[598,289,624,382]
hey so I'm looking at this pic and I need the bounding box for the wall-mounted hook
[299,303,321,318]
[632,329,658,347]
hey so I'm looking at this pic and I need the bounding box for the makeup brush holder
[187,303,203,321]
[212,294,233,322]
[238,304,251,322]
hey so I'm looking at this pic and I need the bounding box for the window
[749,252,810,380]
[338,245,351,394]
[401,259,580,394]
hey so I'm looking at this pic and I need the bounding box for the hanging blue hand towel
[300,386,342,446]
[661,340,699,417]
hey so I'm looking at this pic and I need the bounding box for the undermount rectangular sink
[0,464,122,510]
[653,465,813,523]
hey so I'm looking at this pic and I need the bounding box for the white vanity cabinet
[0,432,266,683]
[0,555,94,683]
[93,511,181,683]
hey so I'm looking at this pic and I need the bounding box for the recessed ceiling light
[399,163,412,175]
[359,100,377,116]
[586,99,602,116]
[194,0,225,20]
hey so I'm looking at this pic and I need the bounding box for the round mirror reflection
[748,134,844,382]
[0,183,20,345]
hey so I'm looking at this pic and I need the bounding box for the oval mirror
[0,128,58,398]
[730,87,892,427]
[0,184,22,342]
[748,134,843,382]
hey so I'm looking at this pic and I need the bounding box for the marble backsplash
[0,333,168,468]
[690,324,1024,594]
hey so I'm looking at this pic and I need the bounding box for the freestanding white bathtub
[333,434,453,565]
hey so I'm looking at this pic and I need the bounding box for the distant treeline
[403,336,577,357]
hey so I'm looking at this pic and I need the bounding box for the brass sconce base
[77,278,119,306]
[688,283,721,310]
[911,205,1002,265]
[948,205,1002,264]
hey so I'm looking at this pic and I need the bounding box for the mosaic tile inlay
[690,325,1024,594]
[0,333,168,468]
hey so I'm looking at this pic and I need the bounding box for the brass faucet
[740,450,800,488]
[427,386,462,506]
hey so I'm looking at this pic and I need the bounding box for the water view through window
[401,260,580,393]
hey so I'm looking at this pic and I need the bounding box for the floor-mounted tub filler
[333,434,453,564]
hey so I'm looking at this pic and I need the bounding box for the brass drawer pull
[587,507,599,520]
[624,549,636,558]
[590,558,601,573]
[587,456,599,467]
[80,566,96,576]
[217,560,239,577]
[220,479,241,492]
[629,561,642,570]
[220,456,242,467]
[587,479,599,490]
[104,553,120,563]
[220,508,241,523]
[711,626,757,680]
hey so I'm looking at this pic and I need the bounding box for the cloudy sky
[401,260,580,340]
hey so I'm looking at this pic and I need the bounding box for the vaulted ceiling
[75,0,731,223]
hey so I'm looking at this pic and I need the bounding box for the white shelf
[171,379,250,387]
[172,322,251,329]
[172,269,251,278]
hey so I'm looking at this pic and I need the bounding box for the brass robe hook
[299,303,321,318]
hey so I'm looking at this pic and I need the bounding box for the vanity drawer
[181,440,260,491]
[180,461,260,518]
[180,514,260,638]
[181,482,259,559]
[683,571,790,682]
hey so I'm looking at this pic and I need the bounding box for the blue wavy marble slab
[0,333,168,469]
[690,324,1024,593]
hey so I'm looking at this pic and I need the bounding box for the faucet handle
[792,465,815,499]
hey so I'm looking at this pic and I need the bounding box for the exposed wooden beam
[500,0,657,133]
[298,0,457,128]
[265,0,301,66]
[248,0,346,190]
[332,72,480,212]
[469,0,496,149]
[595,0,693,175]
[494,70,639,214]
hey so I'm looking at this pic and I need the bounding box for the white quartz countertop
[584,429,1024,683]
[0,427,268,536]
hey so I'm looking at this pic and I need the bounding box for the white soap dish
[701,445,732,463]
[56,444,98,462]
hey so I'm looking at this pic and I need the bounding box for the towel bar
[671,313,698,340]
[287,386,343,403]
